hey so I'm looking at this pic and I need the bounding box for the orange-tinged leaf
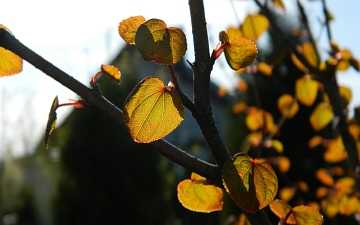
[273,0,285,10]
[257,62,272,76]
[219,31,258,70]
[118,16,146,45]
[316,168,334,187]
[135,19,187,65]
[222,153,278,213]
[277,156,290,173]
[309,102,333,131]
[316,186,329,199]
[177,173,223,213]
[0,24,23,77]
[264,111,277,134]
[277,94,299,119]
[123,77,184,143]
[100,65,121,84]
[339,195,360,216]
[217,86,227,97]
[240,14,269,41]
[45,96,59,149]
[237,79,248,92]
[324,136,347,163]
[335,177,355,197]
[308,135,323,148]
[245,107,263,131]
[321,196,339,218]
[233,102,247,114]
[279,187,295,201]
[248,132,263,148]
[270,200,296,224]
[295,76,318,107]
[348,123,360,139]
[297,180,309,192]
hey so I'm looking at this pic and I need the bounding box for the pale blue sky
[0,0,359,157]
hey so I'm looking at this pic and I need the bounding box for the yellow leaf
[264,111,278,134]
[277,156,290,173]
[291,53,308,73]
[222,153,278,213]
[338,86,351,108]
[277,94,299,119]
[339,195,360,216]
[219,31,258,70]
[308,135,323,148]
[45,96,59,149]
[309,102,333,131]
[226,26,243,39]
[348,123,360,139]
[123,77,184,143]
[335,177,355,197]
[324,136,347,163]
[245,107,263,131]
[257,62,273,76]
[248,132,263,148]
[135,19,187,65]
[279,187,295,201]
[177,173,223,213]
[316,186,329,199]
[302,42,319,68]
[271,139,283,153]
[100,65,121,84]
[295,75,318,107]
[321,196,339,218]
[0,24,23,77]
[118,16,146,45]
[240,14,269,41]
[349,57,360,71]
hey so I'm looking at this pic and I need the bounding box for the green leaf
[177,172,223,213]
[123,77,185,143]
[222,153,278,213]
[45,96,59,149]
[135,19,187,65]
[219,31,258,70]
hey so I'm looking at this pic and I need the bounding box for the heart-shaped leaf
[240,14,269,42]
[222,153,278,213]
[123,77,184,143]
[135,19,187,65]
[219,31,258,70]
[177,172,223,213]
[100,64,121,84]
[0,24,23,77]
[118,16,146,45]
[45,96,59,148]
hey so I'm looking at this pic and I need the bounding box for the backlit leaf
[309,102,333,131]
[338,86,351,108]
[339,195,360,216]
[324,136,347,163]
[270,199,296,224]
[277,94,299,119]
[123,77,184,143]
[245,107,263,131]
[257,62,272,76]
[177,172,223,213]
[135,19,187,65]
[291,43,319,72]
[222,153,278,213]
[272,139,283,153]
[279,187,295,201]
[321,196,339,218]
[0,24,23,77]
[219,31,258,70]
[240,14,269,41]
[226,26,243,39]
[273,0,285,10]
[277,156,290,173]
[316,168,334,187]
[45,96,59,149]
[118,16,146,45]
[308,135,323,148]
[101,65,121,84]
[295,75,318,107]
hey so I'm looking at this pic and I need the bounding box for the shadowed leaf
[222,153,278,213]
[118,16,146,45]
[123,77,184,143]
[45,96,59,149]
[177,173,223,213]
[135,19,187,65]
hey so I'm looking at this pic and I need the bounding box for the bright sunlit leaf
[324,136,347,163]
[0,24,23,77]
[272,139,283,153]
[245,107,263,131]
[308,135,323,149]
[135,19,187,65]
[270,200,323,225]
[295,75,318,107]
[219,31,258,70]
[277,94,299,119]
[118,16,146,45]
[226,26,243,39]
[277,156,290,173]
[257,62,273,76]
[123,77,185,143]
[279,187,295,202]
[177,172,223,213]
[45,96,59,149]
[101,64,121,84]
[335,177,355,197]
[302,42,319,68]
[321,196,339,218]
[222,153,278,213]
[316,168,334,187]
[240,14,269,41]
[309,102,333,131]
[339,195,360,216]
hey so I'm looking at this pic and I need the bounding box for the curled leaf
[123,77,184,143]
[177,173,223,213]
[135,19,187,65]
[45,96,59,148]
[222,153,278,213]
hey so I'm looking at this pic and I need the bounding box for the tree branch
[0,28,222,187]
